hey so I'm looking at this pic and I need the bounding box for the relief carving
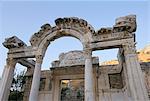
[3,36,27,49]
[97,27,112,35]
[93,15,136,42]
[55,17,95,34]
[30,17,95,47]
[113,15,136,33]
[51,50,98,67]
[59,51,86,67]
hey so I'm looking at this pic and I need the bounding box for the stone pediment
[51,51,99,67]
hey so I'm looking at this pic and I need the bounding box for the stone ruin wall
[23,62,150,101]
[23,50,150,101]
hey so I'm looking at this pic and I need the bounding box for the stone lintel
[51,66,98,77]
[7,46,37,58]
[90,38,134,51]
[18,59,35,68]
[8,46,37,53]
[92,31,134,43]
[100,65,122,74]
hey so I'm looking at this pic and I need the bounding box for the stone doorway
[60,79,84,101]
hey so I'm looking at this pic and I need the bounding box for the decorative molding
[55,17,95,35]
[30,17,95,48]
[113,14,136,33]
[96,27,112,35]
[30,23,51,47]
[3,36,27,49]
[93,15,136,42]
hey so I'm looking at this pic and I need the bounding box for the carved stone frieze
[59,51,86,67]
[51,50,98,67]
[93,31,134,42]
[30,17,95,47]
[113,15,136,33]
[55,17,95,34]
[92,15,136,42]
[96,27,112,35]
[55,17,87,28]
[3,36,27,49]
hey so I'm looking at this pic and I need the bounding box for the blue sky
[0,0,150,77]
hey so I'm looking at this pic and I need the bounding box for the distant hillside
[101,44,150,65]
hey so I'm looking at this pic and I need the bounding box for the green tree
[8,69,26,101]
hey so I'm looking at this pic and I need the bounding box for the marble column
[123,42,149,101]
[0,58,16,101]
[29,55,43,101]
[84,49,96,101]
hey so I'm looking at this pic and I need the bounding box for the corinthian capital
[35,55,43,64]
[122,41,136,55]
[6,58,17,67]
[84,49,92,59]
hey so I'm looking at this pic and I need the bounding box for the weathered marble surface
[22,61,150,101]
[51,51,99,67]
[1,14,149,101]
[3,36,27,49]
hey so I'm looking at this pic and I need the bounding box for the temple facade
[0,15,149,101]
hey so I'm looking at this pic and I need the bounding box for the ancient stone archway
[28,17,96,101]
[0,15,149,101]
[29,17,95,55]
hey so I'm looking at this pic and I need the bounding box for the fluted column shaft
[29,55,43,101]
[0,58,16,101]
[123,42,149,101]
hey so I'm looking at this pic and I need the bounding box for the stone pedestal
[123,42,149,101]
[29,55,43,101]
[0,58,16,101]
[84,49,96,101]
